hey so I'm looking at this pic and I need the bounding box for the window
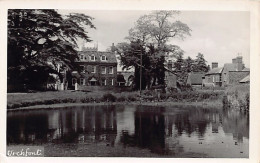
[72,78,77,86]
[101,55,107,61]
[108,66,113,74]
[91,66,96,73]
[101,66,106,74]
[80,78,85,85]
[80,55,85,60]
[90,55,96,61]
[101,79,106,86]
[112,79,114,86]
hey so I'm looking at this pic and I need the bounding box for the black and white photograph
[1,0,260,161]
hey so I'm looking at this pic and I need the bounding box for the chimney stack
[111,43,116,53]
[212,62,218,69]
[232,56,244,71]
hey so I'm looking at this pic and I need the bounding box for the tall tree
[193,53,209,72]
[184,56,194,73]
[117,10,191,89]
[8,9,95,91]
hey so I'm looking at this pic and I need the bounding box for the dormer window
[101,55,107,61]
[90,54,96,61]
[80,54,85,60]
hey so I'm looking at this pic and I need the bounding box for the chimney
[212,62,218,69]
[111,43,116,53]
[236,56,244,71]
[232,58,237,64]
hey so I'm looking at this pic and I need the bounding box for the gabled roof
[239,75,250,83]
[187,73,205,85]
[206,67,223,75]
[223,63,237,71]
[77,51,117,63]
[242,67,250,71]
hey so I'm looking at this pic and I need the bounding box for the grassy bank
[7,89,225,110]
[224,84,250,111]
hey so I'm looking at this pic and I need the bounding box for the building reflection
[7,106,117,145]
[7,105,249,155]
[119,106,249,155]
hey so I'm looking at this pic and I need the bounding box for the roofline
[229,71,250,72]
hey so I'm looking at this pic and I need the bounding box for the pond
[7,104,249,157]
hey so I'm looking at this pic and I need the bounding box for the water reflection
[7,104,249,157]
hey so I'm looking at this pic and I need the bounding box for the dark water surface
[7,104,249,157]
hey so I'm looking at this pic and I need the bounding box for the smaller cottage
[186,72,205,88]
[204,56,249,87]
[204,67,223,87]
[239,75,250,84]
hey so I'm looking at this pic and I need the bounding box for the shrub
[167,87,178,94]
[143,90,154,96]
[159,93,168,100]
[102,93,117,102]
[142,95,155,102]
[81,98,90,103]
[222,95,229,109]
[246,93,250,112]
[117,96,126,102]
[127,95,137,102]
[61,98,76,103]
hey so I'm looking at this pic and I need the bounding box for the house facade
[68,46,117,90]
[204,56,250,87]
[186,72,205,88]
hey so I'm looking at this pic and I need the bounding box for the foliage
[8,9,95,91]
[173,53,209,85]
[102,93,117,102]
[116,10,191,90]
[193,53,209,72]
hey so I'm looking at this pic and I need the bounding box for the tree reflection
[7,104,249,156]
[7,106,118,145]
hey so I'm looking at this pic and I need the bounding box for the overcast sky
[59,10,250,68]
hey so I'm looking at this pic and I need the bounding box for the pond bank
[7,100,223,111]
[7,90,224,110]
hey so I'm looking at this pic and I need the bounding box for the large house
[68,45,118,90]
[203,56,250,87]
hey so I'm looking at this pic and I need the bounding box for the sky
[59,10,250,69]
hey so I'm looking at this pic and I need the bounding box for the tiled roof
[206,67,223,75]
[239,75,250,83]
[223,63,237,71]
[77,51,117,63]
[242,67,250,71]
[187,73,205,85]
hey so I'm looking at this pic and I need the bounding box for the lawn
[7,88,227,110]
[7,90,140,109]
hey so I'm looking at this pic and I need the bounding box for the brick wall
[77,63,117,87]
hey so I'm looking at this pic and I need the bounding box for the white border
[0,0,259,163]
